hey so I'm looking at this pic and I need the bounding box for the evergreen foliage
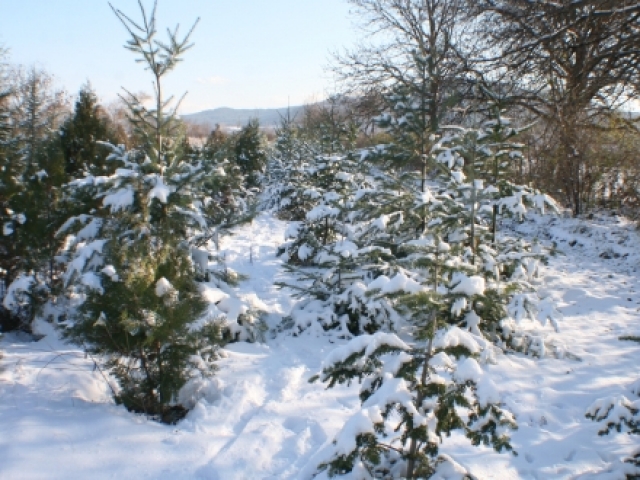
[1,67,68,333]
[276,152,404,337]
[59,0,226,421]
[307,146,555,475]
[286,93,561,477]
[198,125,255,232]
[586,335,640,478]
[233,118,267,188]
[0,47,14,330]
[60,84,123,178]
[268,105,408,337]
[301,96,359,156]
[264,110,315,219]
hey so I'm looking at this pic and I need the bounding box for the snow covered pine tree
[60,0,224,422]
[309,102,559,478]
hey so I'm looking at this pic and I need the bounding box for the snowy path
[0,212,639,479]
[454,215,640,479]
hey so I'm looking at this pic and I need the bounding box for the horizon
[0,1,358,114]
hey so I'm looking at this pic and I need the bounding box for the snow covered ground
[1,210,639,479]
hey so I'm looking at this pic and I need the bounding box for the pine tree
[233,118,267,188]
[264,109,315,219]
[276,151,404,337]
[1,67,68,332]
[270,103,411,338]
[0,46,15,330]
[60,0,224,421]
[60,84,123,178]
[202,124,230,163]
[306,103,559,477]
[301,95,359,156]
[196,122,260,253]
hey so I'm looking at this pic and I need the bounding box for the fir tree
[202,124,230,163]
[276,152,403,337]
[301,95,359,156]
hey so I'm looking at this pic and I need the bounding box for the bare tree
[469,0,640,214]
[334,0,467,161]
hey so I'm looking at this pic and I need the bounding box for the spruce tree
[276,151,404,337]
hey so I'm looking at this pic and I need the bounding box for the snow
[297,243,314,261]
[331,408,379,456]
[155,277,174,297]
[371,214,389,231]
[476,375,502,407]
[102,185,134,213]
[432,454,473,479]
[450,273,486,296]
[367,271,423,294]
[64,239,106,285]
[464,309,482,336]
[306,204,340,221]
[451,297,467,317]
[434,326,485,354]
[333,239,358,258]
[147,174,175,204]
[454,357,483,382]
[2,274,34,311]
[322,332,410,368]
[80,272,103,293]
[2,210,640,479]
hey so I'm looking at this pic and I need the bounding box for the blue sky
[0,1,358,113]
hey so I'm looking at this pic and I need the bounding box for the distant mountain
[181,105,308,129]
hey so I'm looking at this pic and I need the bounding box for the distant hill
[181,105,308,129]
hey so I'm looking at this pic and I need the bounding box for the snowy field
[1,210,639,479]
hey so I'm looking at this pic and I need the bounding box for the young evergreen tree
[233,118,267,188]
[270,103,410,337]
[60,84,123,178]
[264,109,315,219]
[309,195,547,479]
[0,46,14,329]
[305,103,559,477]
[60,0,224,421]
[276,152,405,337]
[301,96,359,156]
[202,124,230,162]
[1,67,68,332]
